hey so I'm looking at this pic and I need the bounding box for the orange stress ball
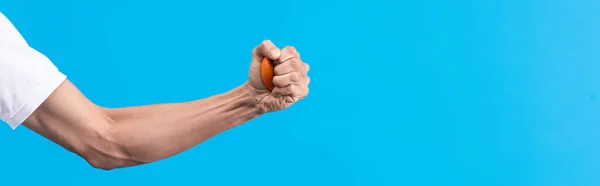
[261,57,275,91]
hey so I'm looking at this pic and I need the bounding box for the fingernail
[271,49,281,58]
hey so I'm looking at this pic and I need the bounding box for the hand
[245,40,311,113]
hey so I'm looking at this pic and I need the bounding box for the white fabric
[0,12,66,129]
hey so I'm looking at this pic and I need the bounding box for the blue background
[1,0,600,185]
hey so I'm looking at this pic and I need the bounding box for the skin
[22,40,311,170]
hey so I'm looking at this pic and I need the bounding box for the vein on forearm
[103,85,261,163]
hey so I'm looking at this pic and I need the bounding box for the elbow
[74,128,121,170]
[78,129,143,171]
[79,145,120,171]
[80,143,125,171]
[81,144,145,171]
[87,157,117,171]
[75,112,148,171]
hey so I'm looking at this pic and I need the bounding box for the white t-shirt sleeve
[0,12,67,129]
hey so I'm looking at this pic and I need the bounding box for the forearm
[24,80,263,170]
[103,83,262,164]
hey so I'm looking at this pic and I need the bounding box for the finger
[273,46,300,65]
[272,84,309,101]
[274,58,309,75]
[272,84,294,97]
[273,72,310,87]
[252,40,281,60]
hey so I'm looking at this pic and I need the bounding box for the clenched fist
[245,40,311,113]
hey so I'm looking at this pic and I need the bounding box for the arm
[22,40,310,171]
[24,80,261,170]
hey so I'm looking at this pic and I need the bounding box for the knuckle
[296,73,303,82]
[291,73,299,82]
[301,87,309,98]
[284,46,296,54]
[291,58,300,69]
[261,40,272,45]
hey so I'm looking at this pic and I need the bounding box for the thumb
[252,40,281,61]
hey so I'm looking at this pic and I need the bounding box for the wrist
[235,82,266,115]
[241,82,269,114]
